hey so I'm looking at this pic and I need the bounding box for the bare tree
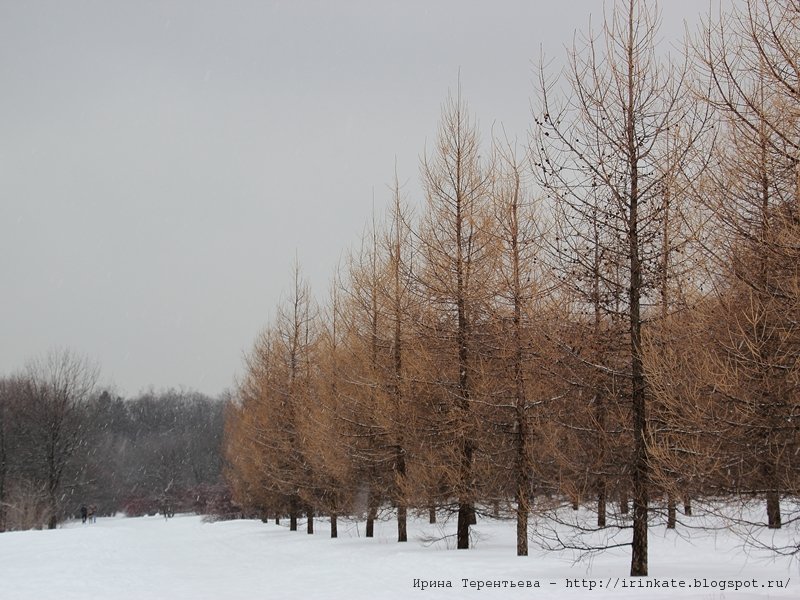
[532,0,704,575]
[0,376,23,532]
[22,348,98,529]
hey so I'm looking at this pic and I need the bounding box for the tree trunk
[429,506,436,524]
[597,481,607,528]
[455,397,474,546]
[289,497,298,531]
[396,447,407,542]
[683,495,692,516]
[365,516,373,537]
[47,481,58,530]
[307,508,314,534]
[595,392,607,528]
[516,487,529,556]
[456,201,474,549]
[456,441,474,549]
[397,505,407,542]
[767,491,781,529]
[630,484,648,576]
[512,222,530,556]
[667,494,676,529]
[515,388,530,555]
[457,502,471,549]
[625,0,648,577]
[620,492,629,514]
[330,512,338,538]
[366,492,378,538]
[47,448,60,530]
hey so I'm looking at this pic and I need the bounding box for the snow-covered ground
[0,509,796,599]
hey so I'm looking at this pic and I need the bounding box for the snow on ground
[0,508,796,600]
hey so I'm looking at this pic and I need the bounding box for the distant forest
[0,355,226,531]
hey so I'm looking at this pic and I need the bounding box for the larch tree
[227,328,295,523]
[341,217,389,538]
[415,84,493,549]
[532,0,702,575]
[229,263,319,532]
[696,0,800,531]
[488,138,549,555]
[310,275,355,539]
[276,262,319,533]
[377,171,417,543]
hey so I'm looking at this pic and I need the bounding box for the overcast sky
[0,1,716,398]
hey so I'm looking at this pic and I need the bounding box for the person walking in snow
[88,504,97,523]
[80,504,87,524]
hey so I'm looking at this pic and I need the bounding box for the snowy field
[0,509,796,600]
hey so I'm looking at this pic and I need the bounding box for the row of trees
[224,0,799,576]
[0,349,226,531]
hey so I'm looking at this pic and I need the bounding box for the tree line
[0,348,226,532]
[225,0,799,575]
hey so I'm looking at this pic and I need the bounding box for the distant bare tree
[22,349,98,529]
[0,377,26,531]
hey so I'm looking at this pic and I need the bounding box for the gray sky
[0,0,712,398]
